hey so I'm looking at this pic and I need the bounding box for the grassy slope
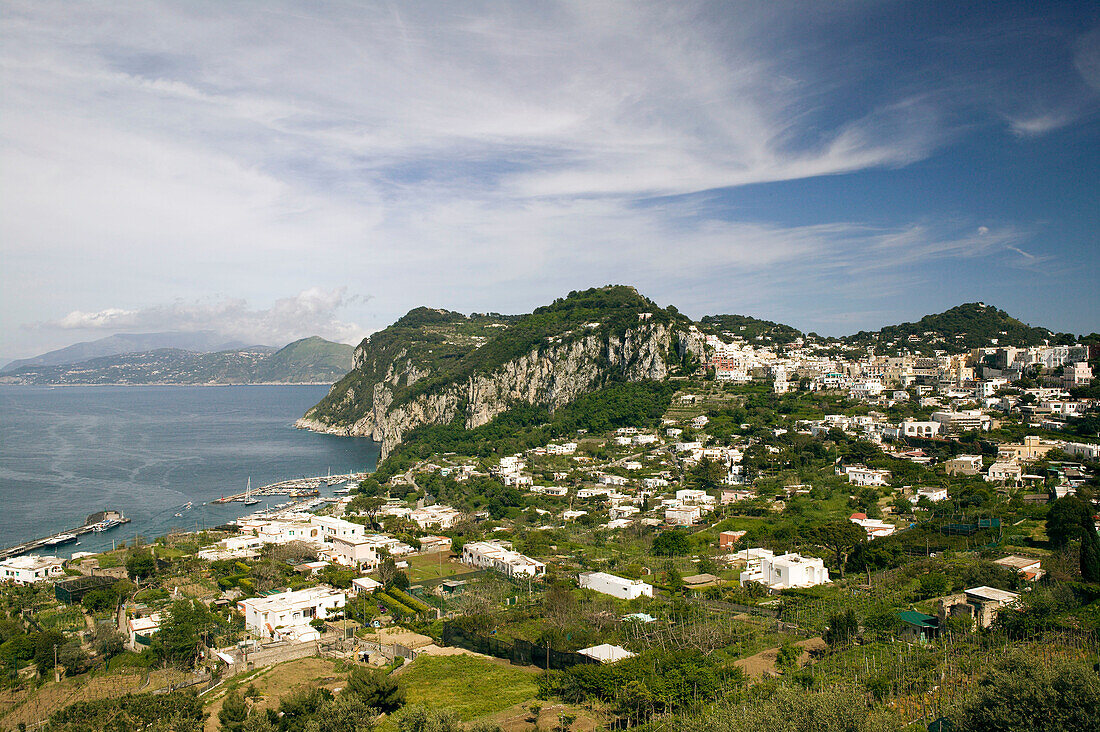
[397,655,538,721]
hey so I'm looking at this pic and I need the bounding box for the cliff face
[298,319,705,459]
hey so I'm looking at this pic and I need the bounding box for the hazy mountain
[1,331,250,373]
[0,337,353,385]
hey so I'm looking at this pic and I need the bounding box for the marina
[0,510,130,561]
[211,472,367,504]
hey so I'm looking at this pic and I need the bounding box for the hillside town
[2,319,1099,731]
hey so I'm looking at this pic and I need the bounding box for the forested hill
[0,337,353,385]
[698,314,803,346]
[841,303,1058,354]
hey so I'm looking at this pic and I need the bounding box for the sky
[2,0,1098,360]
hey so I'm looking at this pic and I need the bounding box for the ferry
[43,533,77,547]
[92,518,122,532]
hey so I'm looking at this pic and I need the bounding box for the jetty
[211,472,368,504]
[0,510,130,561]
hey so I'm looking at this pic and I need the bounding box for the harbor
[0,510,130,561]
[211,472,367,504]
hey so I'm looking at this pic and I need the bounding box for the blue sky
[1,0,1098,358]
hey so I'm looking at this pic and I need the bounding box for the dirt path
[735,637,826,679]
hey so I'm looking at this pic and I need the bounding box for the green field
[398,654,538,721]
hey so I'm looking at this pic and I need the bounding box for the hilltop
[299,285,704,457]
[841,302,1057,354]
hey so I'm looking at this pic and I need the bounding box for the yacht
[243,477,260,506]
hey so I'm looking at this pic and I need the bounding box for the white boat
[243,477,260,506]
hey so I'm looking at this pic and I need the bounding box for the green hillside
[305,285,690,426]
[698,314,803,346]
[843,302,1054,354]
[255,336,353,382]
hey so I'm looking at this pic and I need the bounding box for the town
[2,315,1099,732]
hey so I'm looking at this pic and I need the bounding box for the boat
[92,518,122,532]
[44,533,77,547]
[243,477,260,506]
[174,513,183,517]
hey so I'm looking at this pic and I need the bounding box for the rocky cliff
[297,287,707,458]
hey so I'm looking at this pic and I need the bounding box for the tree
[1046,496,1091,548]
[82,588,118,613]
[126,550,157,581]
[344,666,405,713]
[951,651,1100,731]
[918,572,949,598]
[812,521,865,578]
[824,609,858,648]
[652,530,690,556]
[348,495,385,527]
[155,599,210,669]
[1080,518,1100,583]
[219,689,249,732]
[397,704,460,732]
[693,457,726,490]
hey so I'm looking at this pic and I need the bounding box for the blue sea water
[0,385,378,555]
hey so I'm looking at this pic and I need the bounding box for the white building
[739,553,829,590]
[0,555,65,584]
[849,513,896,539]
[578,571,654,600]
[461,541,545,578]
[127,614,161,651]
[844,466,891,486]
[911,486,949,503]
[197,535,265,561]
[986,461,1023,483]
[311,515,365,543]
[665,505,701,526]
[327,534,412,570]
[408,505,463,530]
[900,421,941,438]
[238,586,346,641]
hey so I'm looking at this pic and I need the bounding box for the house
[997,436,1056,463]
[992,555,1044,581]
[843,466,891,487]
[461,541,545,578]
[562,510,588,521]
[198,535,265,561]
[896,611,939,643]
[675,489,716,508]
[351,576,382,594]
[238,586,346,641]
[531,485,569,497]
[900,420,941,438]
[721,489,755,504]
[327,534,412,570]
[739,553,829,590]
[986,461,1023,483]
[310,515,365,542]
[0,555,65,584]
[408,505,462,530]
[931,410,991,434]
[578,643,636,664]
[126,614,162,651]
[849,513,896,539]
[944,455,984,476]
[938,586,1019,629]
[578,571,654,600]
[665,505,701,526]
[719,530,746,549]
[417,535,452,554]
[609,505,639,520]
[911,486,949,503]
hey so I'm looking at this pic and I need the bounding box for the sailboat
[243,477,260,506]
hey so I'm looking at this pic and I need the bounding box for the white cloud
[40,288,367,347]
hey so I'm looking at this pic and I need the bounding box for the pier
[211,472,368,504]
[0,510,131,561]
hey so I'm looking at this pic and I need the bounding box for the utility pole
[54,643,59,683]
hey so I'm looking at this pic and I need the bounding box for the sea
[0,385,379,556]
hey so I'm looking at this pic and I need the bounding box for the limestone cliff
[297,286,706,458]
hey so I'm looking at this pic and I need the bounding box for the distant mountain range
[0,336,353,385]
[1,331,249,373]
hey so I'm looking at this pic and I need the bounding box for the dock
[211,472,368,504]
[0,510,131,561]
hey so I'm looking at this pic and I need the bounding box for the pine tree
[1080,518,1100,583]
